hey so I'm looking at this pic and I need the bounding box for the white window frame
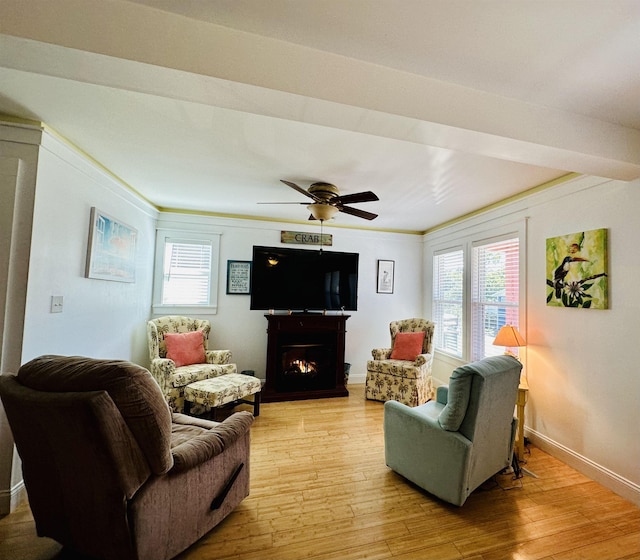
[432,247,464,359]
[152,228,221,315]
[471,234,521,361]
[428,219,526,363]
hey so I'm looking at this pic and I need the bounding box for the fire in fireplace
[278,342,333,392]
[285,358,318,377]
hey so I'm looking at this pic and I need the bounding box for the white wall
[424,175,640,505]
[20,133,157,364]
[156,213,425,383]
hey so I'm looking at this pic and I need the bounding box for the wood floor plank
[480,522,623,560]
[550,531,640,560]
[1,384,638,560]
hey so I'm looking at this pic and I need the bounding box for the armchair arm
[149,358,176,395]
[206,349,232,365]
[436,385,449,405]
[150,358,175,376]
[414,352,433,367]
[371,347,392,360]
[170,411,254,472]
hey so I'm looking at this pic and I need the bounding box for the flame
[288,359,317,375]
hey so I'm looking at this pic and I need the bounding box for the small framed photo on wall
[226,260,252,294]
[377,259,394,294]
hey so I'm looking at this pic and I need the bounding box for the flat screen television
[250,245,359,311]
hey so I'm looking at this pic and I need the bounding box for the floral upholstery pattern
[365,318,435,406]
[147,316,236,412]
[184,374,261,409]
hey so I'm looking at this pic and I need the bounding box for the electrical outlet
[50,295,64,313]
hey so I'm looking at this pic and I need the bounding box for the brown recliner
[0,355,254,560]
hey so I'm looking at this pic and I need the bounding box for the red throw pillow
[390,331,425,361]
[164,331,206,367]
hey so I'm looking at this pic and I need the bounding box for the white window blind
[162,239,212,305]
[433,249,464,357]
[471,237,520,361]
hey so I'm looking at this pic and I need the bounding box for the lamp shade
[307,203,338,221]
[493,325,526,348]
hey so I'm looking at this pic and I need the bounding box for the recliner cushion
[437,367,473,431]
[390,331,425,361]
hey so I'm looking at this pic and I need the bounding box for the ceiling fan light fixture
[307,203,339,221]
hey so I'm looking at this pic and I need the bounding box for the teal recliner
[384,355,522,506]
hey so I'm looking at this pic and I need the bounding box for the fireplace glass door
[277,338,335,393]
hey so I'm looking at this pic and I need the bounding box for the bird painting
[546,229,608,308]
[551,256,589,298]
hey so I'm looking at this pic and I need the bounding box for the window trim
[152,228,221,315]
[428,220,527,363]
[470,234,521,361]
[432,246,465,359]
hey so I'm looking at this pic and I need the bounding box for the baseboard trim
[526,428,640,507]
[0,480,26,515]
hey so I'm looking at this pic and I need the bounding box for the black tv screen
[250,246,359,311]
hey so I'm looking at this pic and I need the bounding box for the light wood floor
[1,384,639,560]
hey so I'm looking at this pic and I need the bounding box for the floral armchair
[147,316,236,412]
[365,318,435,406]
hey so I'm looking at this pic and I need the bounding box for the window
[433,249,464,357]
[471,237,520,360]
[161,239,212,305]
[429,224,524,363]
[153,230,220,314]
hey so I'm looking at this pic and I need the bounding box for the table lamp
[493,325,526,358]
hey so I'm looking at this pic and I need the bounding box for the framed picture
[227,260,252,294]
[85,207,137,282]
[546,228,608,308]
[377,259,395,294]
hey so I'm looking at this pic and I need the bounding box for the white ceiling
[1,0,639,232]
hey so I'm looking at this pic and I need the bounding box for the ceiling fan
[261,180,379,221]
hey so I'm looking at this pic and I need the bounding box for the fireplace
[263,314,349,402]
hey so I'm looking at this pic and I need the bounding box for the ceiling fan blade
[338,205,378,220]
[334,191,379,205]
[257,202,308,205]
[280,180,318,201]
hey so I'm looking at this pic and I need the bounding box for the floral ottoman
[184,373,261,418]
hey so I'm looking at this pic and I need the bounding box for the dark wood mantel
[262,314,350,403]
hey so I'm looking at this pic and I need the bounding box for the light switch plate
[50,295,63,313]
